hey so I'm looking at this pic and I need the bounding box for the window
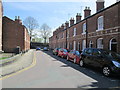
[89,41,93,48]
[97,16,104,31]
[82,23,86,34]
[109,38,117,52]
[73,28,76,36]
[73,41,76,50]
[97,38,103,49]
[63,33,64,38]
[78,42,80,51]
[82,40,86,50]
[67,30,69,38]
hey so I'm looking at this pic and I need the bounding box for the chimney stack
[84,7,91,18]
[116,0,120,2]
[96,0,104,12]
[70,18,74,26]
[15,16,22,24]
[76,13,82,23]
[61,24,64,30]
[65,21,69,29]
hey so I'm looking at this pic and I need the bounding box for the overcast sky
[3,0,117,31]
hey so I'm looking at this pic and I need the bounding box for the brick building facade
[2,16,30,53]
[49,0,120,53]
[0,0,2,52]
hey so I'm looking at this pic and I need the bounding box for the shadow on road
[42,50,120,89]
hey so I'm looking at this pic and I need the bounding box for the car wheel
[74,58,76,63]
[67,56,69,61]
[79,60,84,67]
[102,66,111,77]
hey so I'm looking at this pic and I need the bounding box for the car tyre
[79,60,84,67]
[102,66,111,77]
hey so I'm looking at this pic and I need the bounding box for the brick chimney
[96,0,104,12]
[76,13,82,23]
[65,21,69,29]
[84,7,91,18]
[15,16,22,24]
[70,18,74,26]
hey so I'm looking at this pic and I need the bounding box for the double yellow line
[0,52,36,80]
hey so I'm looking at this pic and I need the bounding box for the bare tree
[23,16,39,41]
[40,23,52,44]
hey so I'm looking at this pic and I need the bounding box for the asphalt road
[1,50,120,88]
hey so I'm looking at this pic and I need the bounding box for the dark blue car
[36,47,41,51]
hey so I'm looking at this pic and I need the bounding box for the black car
[80,48,120,76]
[53,48,60,55]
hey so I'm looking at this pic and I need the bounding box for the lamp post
[86,19,88,48]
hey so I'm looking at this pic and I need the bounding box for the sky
[2,0,117,32]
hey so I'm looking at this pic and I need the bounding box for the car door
[92,49,104,67]
[84,48,94,65]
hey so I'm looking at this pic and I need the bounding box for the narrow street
[1,50,120,88]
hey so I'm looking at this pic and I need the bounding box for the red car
[58,48,68,58]
[67,50,81,64]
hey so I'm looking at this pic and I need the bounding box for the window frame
[97,16,104,31]
[82,23,86,34]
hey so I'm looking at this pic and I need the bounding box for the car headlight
[112,61,120,68]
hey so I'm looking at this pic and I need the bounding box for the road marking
[0,52,36,80]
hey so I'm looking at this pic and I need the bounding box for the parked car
[43,47,49,51]
[36,47,41,51]
[80,48,120,76]
[58,48,68,58]
[53,48,60,55]
[67,50,81,64]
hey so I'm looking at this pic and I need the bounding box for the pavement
[0,49,34,77]
[0,53,14,58]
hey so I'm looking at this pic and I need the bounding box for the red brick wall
[49,2,120,53]
[2,16,30,53]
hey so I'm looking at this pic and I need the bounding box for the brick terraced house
[2,16,30,53]
[0,0,2,52]
[49,0,120,53]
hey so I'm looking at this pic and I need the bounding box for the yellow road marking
[0,52,36,80]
